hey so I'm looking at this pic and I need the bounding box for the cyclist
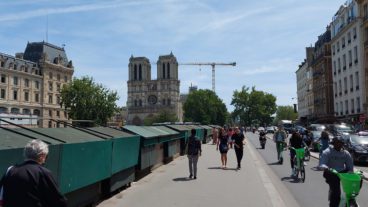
[273,126,287,164]
[288,131,305,176]
[319,136,354,207]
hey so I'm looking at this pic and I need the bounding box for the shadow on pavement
[172,177,192,182]
[281,176,301,183]
[268,162,281,165]
[207,167,238,171]
[310,166,323,171]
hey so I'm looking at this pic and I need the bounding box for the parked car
[258,127,265,132]
[266,126,275,134]
[327,124,354,136]
[343,132,368,163]
[308,124,326,131]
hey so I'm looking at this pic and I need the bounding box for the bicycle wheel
[300,164,305,182]
[304,149,310,161]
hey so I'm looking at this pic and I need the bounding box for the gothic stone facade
[0,41,74,128]
[127,53,182,125]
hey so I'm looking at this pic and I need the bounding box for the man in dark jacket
[0,139,67,207]
[186,129,202,179]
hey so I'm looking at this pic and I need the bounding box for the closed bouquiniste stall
[149,126,180,163]
[165,125,190,155]
[31,127,112,207]
[87,127,140,194]
[122,126,161,173]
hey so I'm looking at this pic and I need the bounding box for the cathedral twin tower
[127,52,182,125]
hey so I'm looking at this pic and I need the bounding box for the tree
[183,89,228,125]
[274,105,298,124]
[60,76,119,126]
[143,110,178,126]
[231,86,277,126]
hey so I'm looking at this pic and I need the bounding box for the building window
[340,102,343,115]
[49,110,52,117]
[0,89,5,99]
[49,82,53,91]
[355,72,359,90]
[64,76,68,82]
[49,72,53,79]
[138,64,142,80]
[332,45,335,55]
[167,99,171,105]
[35,93,39,102]
[345,100,349,114]
[139,99,142,106]
[337,41,340,52]
[56,110,60,117]
[48,121,52,128]
[57,84,61,92]
[24,91,29,101]
[35,81,40,89]
[344,77,347,94]
[162,99,166,105]
[333,61,336,74]
[348,50,352,66]
[357,97,361,112]
[134,100,137,106]
[350,75,353,91]
[1,74,6,83]
[353,27,357,39]
[347,32,351,43]
[57,74,60,81]
[57,96,60,104]
[13,76,18,85]
[163,63,166,79]
[351,99,355,113]
[338,58,341,72]
[167,63,170,78]
[49,95,53,104]
[0,61,4,67]
[342,37,345,48]
[25,79,29,87]
[13,64,17,70]
[343,55,346,70]
[339,80,342,95]
[13,90,18,100]
[134,65,137,80]
[354,46,358,63]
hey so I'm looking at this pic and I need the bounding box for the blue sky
[0,0,344,111]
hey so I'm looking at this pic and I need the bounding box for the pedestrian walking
[320,129,330,156]
[186,129,202,179]
[212,127,219,145]
[0,139,67,207]
[231,127,246,169]
[227,127,234,148]
[217,128,229,169]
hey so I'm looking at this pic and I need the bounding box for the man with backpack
[186,129,202,179]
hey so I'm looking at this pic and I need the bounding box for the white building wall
[331,0,366,117]
[296,61,308,119]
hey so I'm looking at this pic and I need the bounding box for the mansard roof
[23,41,69,67]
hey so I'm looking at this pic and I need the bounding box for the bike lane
[247,132,368,207]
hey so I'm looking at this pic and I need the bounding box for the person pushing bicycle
[273,126,287,164]
[288,131,305,176]
[319,136,354,207]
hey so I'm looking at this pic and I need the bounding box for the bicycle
[304,145,311,161]
[276,141,286,164]
[329,169,363,207]
[290,147,306,182]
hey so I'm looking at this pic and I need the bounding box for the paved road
[98,136,300,207]
[247,132,368,207]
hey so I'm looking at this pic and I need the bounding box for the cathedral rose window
[148,95,157,105]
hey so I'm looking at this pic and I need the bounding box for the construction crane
[179,62,236,92]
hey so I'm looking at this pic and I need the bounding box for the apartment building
[0,41,74,128]
[331,0,365,122]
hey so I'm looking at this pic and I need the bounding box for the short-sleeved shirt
[231,133,245,149]
[320,147,353,172]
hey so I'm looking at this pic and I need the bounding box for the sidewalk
[97,141,299,207]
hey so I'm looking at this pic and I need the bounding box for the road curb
[265,134,368,181]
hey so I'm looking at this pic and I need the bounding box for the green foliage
[60,76,119,125]
[231,86,277,126]
[143,110,179,126]
[274,105,298,124]
[183,89,228,125]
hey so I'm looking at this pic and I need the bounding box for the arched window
[0,107,8,113]
[162,63,166,79]
[134,65,137,80]
[138,64,142,80]
[33,109,40,116]
[167,63,170,78]
[22,108,30,115]
[11,108,20,114]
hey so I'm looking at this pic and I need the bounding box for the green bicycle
[329,169,363,207]
[276,141,287,164]
[290,147,305,182]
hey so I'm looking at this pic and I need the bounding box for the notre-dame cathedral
[126,52,183,125]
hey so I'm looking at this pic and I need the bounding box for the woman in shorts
[217,128,230,169]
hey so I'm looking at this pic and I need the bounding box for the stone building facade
[0,41,74,128]
[311,28,334,122]
[331,1,365,122]
[126,53,182,125]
